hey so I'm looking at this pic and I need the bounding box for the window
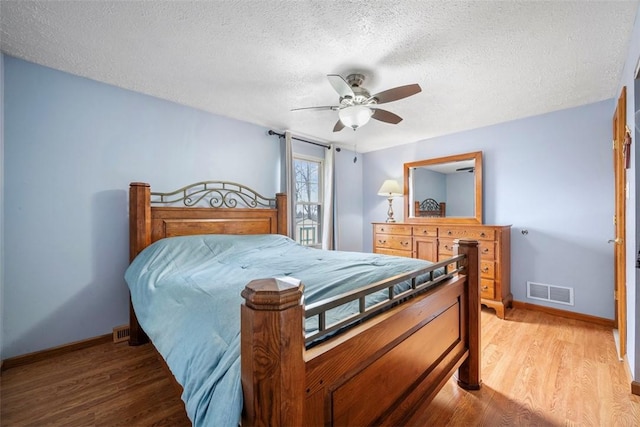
[294,155,323,247]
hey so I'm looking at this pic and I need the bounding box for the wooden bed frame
[128,181,481,426]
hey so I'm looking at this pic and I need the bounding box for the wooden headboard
[129,181,287,262]
[415,198,446,217]
[128,181,287,345]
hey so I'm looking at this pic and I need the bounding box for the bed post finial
[455,239,482,390]
[241,277,304,426]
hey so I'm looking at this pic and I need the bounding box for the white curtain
[284,131,296,238]
[322,144,336,250]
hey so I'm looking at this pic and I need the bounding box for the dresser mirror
[404,151,483,224]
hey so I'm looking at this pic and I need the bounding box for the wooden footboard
[241,240,481,426]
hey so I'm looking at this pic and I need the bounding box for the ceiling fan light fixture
[338,105,373,130]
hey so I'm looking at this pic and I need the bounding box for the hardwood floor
[407,307,640,426]
[0,338,190,426]
[1,307,638,426]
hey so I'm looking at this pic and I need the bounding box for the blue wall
[446,171,474,217]
[363,100,615,320]
[2,56,282,358]
[414,169,446,205]
[334,147,363,252]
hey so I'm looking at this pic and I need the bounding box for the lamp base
[385,197,396,223]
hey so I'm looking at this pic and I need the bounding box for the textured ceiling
[1,1,638,152]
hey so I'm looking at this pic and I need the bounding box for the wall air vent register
[527,281,574,306]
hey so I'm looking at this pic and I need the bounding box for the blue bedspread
[125,233,438,426]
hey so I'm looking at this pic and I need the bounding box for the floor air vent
[113,325,130,343]
[527,281,574,306]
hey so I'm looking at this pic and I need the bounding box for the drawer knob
[447,230,452,235]
[378,239,386,244]
[482,248,489,253]
[482,267,489,272]
[480,232,486,237]
[481,286,489,291]
[444,245,451,250]
[401,241,409,246]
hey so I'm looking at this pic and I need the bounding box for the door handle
[608,238,624,245]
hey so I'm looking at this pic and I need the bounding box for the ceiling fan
[292,74,422,132]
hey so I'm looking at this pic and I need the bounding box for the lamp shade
[339,105,373,130]
[377,179,402,196]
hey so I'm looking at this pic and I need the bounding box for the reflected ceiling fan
[292,74,422,132]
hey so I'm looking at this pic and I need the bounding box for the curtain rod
[267,130,332,150]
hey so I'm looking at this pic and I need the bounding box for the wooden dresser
[373,222,511,319]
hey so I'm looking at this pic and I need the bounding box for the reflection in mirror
[410,159,475,217]
[404,152,483,224]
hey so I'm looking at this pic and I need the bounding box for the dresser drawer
[374,224,412,236]
[374,234,412,251]
[438,238,456,256]
[479,242,495,260]
[375,248,412,258]
[480,279,495,299]
[412,225,437,237]
[480,261,495,279]
[439,227,495,241]
[440,238,495,259]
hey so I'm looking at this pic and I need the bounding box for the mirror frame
[403,151,483,224]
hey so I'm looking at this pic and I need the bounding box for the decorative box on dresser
[373,222,511,319]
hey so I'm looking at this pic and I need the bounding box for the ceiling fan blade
[291,105,339,112]
[333,120,345,132]
[327,74,355,99]
[371,108,403,124]
[370,84,422,104]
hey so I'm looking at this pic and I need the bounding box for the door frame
[612,86,627,359]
